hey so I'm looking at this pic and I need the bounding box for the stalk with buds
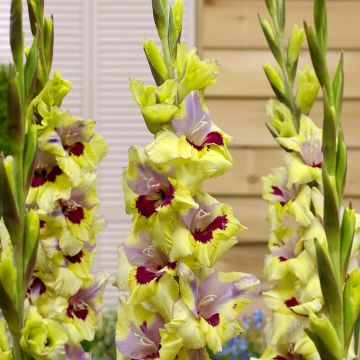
[115,1,260,359]
[259,0,360,359]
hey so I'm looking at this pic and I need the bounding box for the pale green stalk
[0,1,53,358]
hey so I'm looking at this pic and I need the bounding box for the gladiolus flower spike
[258,0,360,359]
[116,0,260,359]
[0,1,108,358]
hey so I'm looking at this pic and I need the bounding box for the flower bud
[296,65,320,115]
[308,311,342,359]
[263,63,286,100]
[20,307,68,359]
[144,39,169,85]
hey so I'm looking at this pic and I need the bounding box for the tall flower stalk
[115,0,260,359]
[0,0,53,358]
[259,0,360,359]
[0,1,108,359]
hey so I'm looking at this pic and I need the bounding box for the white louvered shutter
[0,0,195,308]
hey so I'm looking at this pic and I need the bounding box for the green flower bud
[287,25,305,81]
[0,219,17,299]
[259,18,282,65]
[266,99,297,137]
[0,319,11,359]
[309,311,343,359]
[129,78,178,133]
[152,0,169,41]
[20,307,68,359]
[143,39,169,85]
[168,0,183,61]
[344,269,360,343]
[263,63,286,99]
[296,65,320,115]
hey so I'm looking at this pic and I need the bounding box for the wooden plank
[200,0,360,50]
[204,148,360,196]
[218,196,268,243]
[203,49,360,98]
[207,99,360,148]
[216,243,268,282]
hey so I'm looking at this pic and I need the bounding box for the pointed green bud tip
[143,39,169,85]
[3,156,17,202]
[295,65,320,115]
[309,312,343,359]
[263,63,286,95]
[287,25,305,68]
[152,0,169,40]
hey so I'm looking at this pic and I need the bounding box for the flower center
[64,142,85,156]
[136,184,175,218]
[65,250,84,264]
[31,165,62,188]
[67,301,89,320]
[60,199,85,224]
[192,215,228,244]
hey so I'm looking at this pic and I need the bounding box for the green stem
[160,36,173,78]
[270,14,300,131]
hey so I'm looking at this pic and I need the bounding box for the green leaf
[168,0,183,62]
[0,280,19,336]
[10,0,24,69]
[314,0,327,55]
[23,209,39,288]
[143,40,169,85]
[322,165,341,276]
[259,16,282,65]
[340,206,355,279]
[275,0,285,35]
[333,53,344,126]
[304,22,332,98]
[24,35,39,104]
[263,63,289,106]
[286,25,305,82]
[152,0,169,40]
[344,269,360,351]
[314,239,342,332]
[336,127,347,200]
[265,0,275,17]
[0,156,20,245]
[305,328,339,360]
[355,316,360,355]
[43,16,54,80]
[6,69,23,155]
[322,88,337,175]
[23,122,37,193]
[0,66,11,157]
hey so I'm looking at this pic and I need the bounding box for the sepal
[152,0,169,41]
[295,66,320,115]
[168,0,183,61]
[343,269,360,349]
[23,209,40,287]
[306,312,342,360]
[287,25,305,82]
[340,206,355,278]
[144,40,169,85]
[314,239,342,332]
